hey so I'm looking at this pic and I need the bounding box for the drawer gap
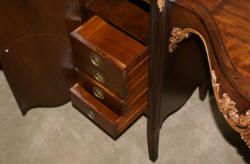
[86,0,150,44]
[127,0,150,12]
[70,83,146,138]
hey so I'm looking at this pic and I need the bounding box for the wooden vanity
[0,0,249,162]
[148,0,250,161]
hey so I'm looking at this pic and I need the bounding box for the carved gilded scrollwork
[157,0,165,12]
[168,27,250,148]
[169,28,190,52]
[211,70,250,148]
[168,27,209,53]
[241,133,250,148]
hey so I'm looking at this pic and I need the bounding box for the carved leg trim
[168,27,250,148]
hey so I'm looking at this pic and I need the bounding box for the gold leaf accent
[157,0,165,12]
[169,28,190,52]
[168,27,250,148]
[241,133,250,148]
[211,70,250,148]
[168,27,210,54]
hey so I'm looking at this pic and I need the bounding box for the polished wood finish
[70,14,149,137]
[70,15,148,98]
[75,68,148,115]
[147,0,169,161]
[2,0,248,161]
[87,0,150,44]
[147,0,212,161]
[173,0,250,100]
[172,0,250,148]
[0,0,85,115]
[196,0,250,96]
[76,69,125,115]
[70,83,147,138]
[148,0,249,161]
[71,84,120,137]
[127,56,149,102]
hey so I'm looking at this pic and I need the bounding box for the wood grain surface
[196,0,250,88]
[175,0,250,100]
[70,15,148,98]
[70,83,147,138]
[0,0,85,114]
[170,0,250,150]
[87,0,150,44]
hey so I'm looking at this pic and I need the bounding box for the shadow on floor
[208,89,250,164]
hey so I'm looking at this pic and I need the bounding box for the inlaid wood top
[174,0,250,99]
[197,0,250,84]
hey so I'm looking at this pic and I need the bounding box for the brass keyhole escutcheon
[87,110,96,120]
[90,53,103,67]
[93,71,105,84]
[92,86,104,100]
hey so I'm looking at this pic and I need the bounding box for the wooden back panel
[0,0,84,114]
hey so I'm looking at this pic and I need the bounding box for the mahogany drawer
[70,15,148,98]
[75,67,124,115]
[75,67,148,116]
[70,83,147,138]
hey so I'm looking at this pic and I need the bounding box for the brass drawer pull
[93,71,105,83]
[90,53,103,67]
[87,110,96,120]
[92,86,104,100]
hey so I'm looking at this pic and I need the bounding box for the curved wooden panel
[173,0,250,101]
[195,0,250,85]
[0,0,84,115]
[147,0,210,161]
[169,0,250,148]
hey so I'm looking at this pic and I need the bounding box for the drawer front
[70,84,120,138]
[71,36,127,98]
[70,83,146,139]
[75,68,125,116]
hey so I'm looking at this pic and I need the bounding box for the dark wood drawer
[75,67,148,116]
[75,67,125,116]
[70,84,147,138]
[70,15,148,98]
[70,15,149,138]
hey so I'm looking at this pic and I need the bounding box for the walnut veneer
[148,0,250,161]
[70,15,149,138]
[0,0,248,162]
